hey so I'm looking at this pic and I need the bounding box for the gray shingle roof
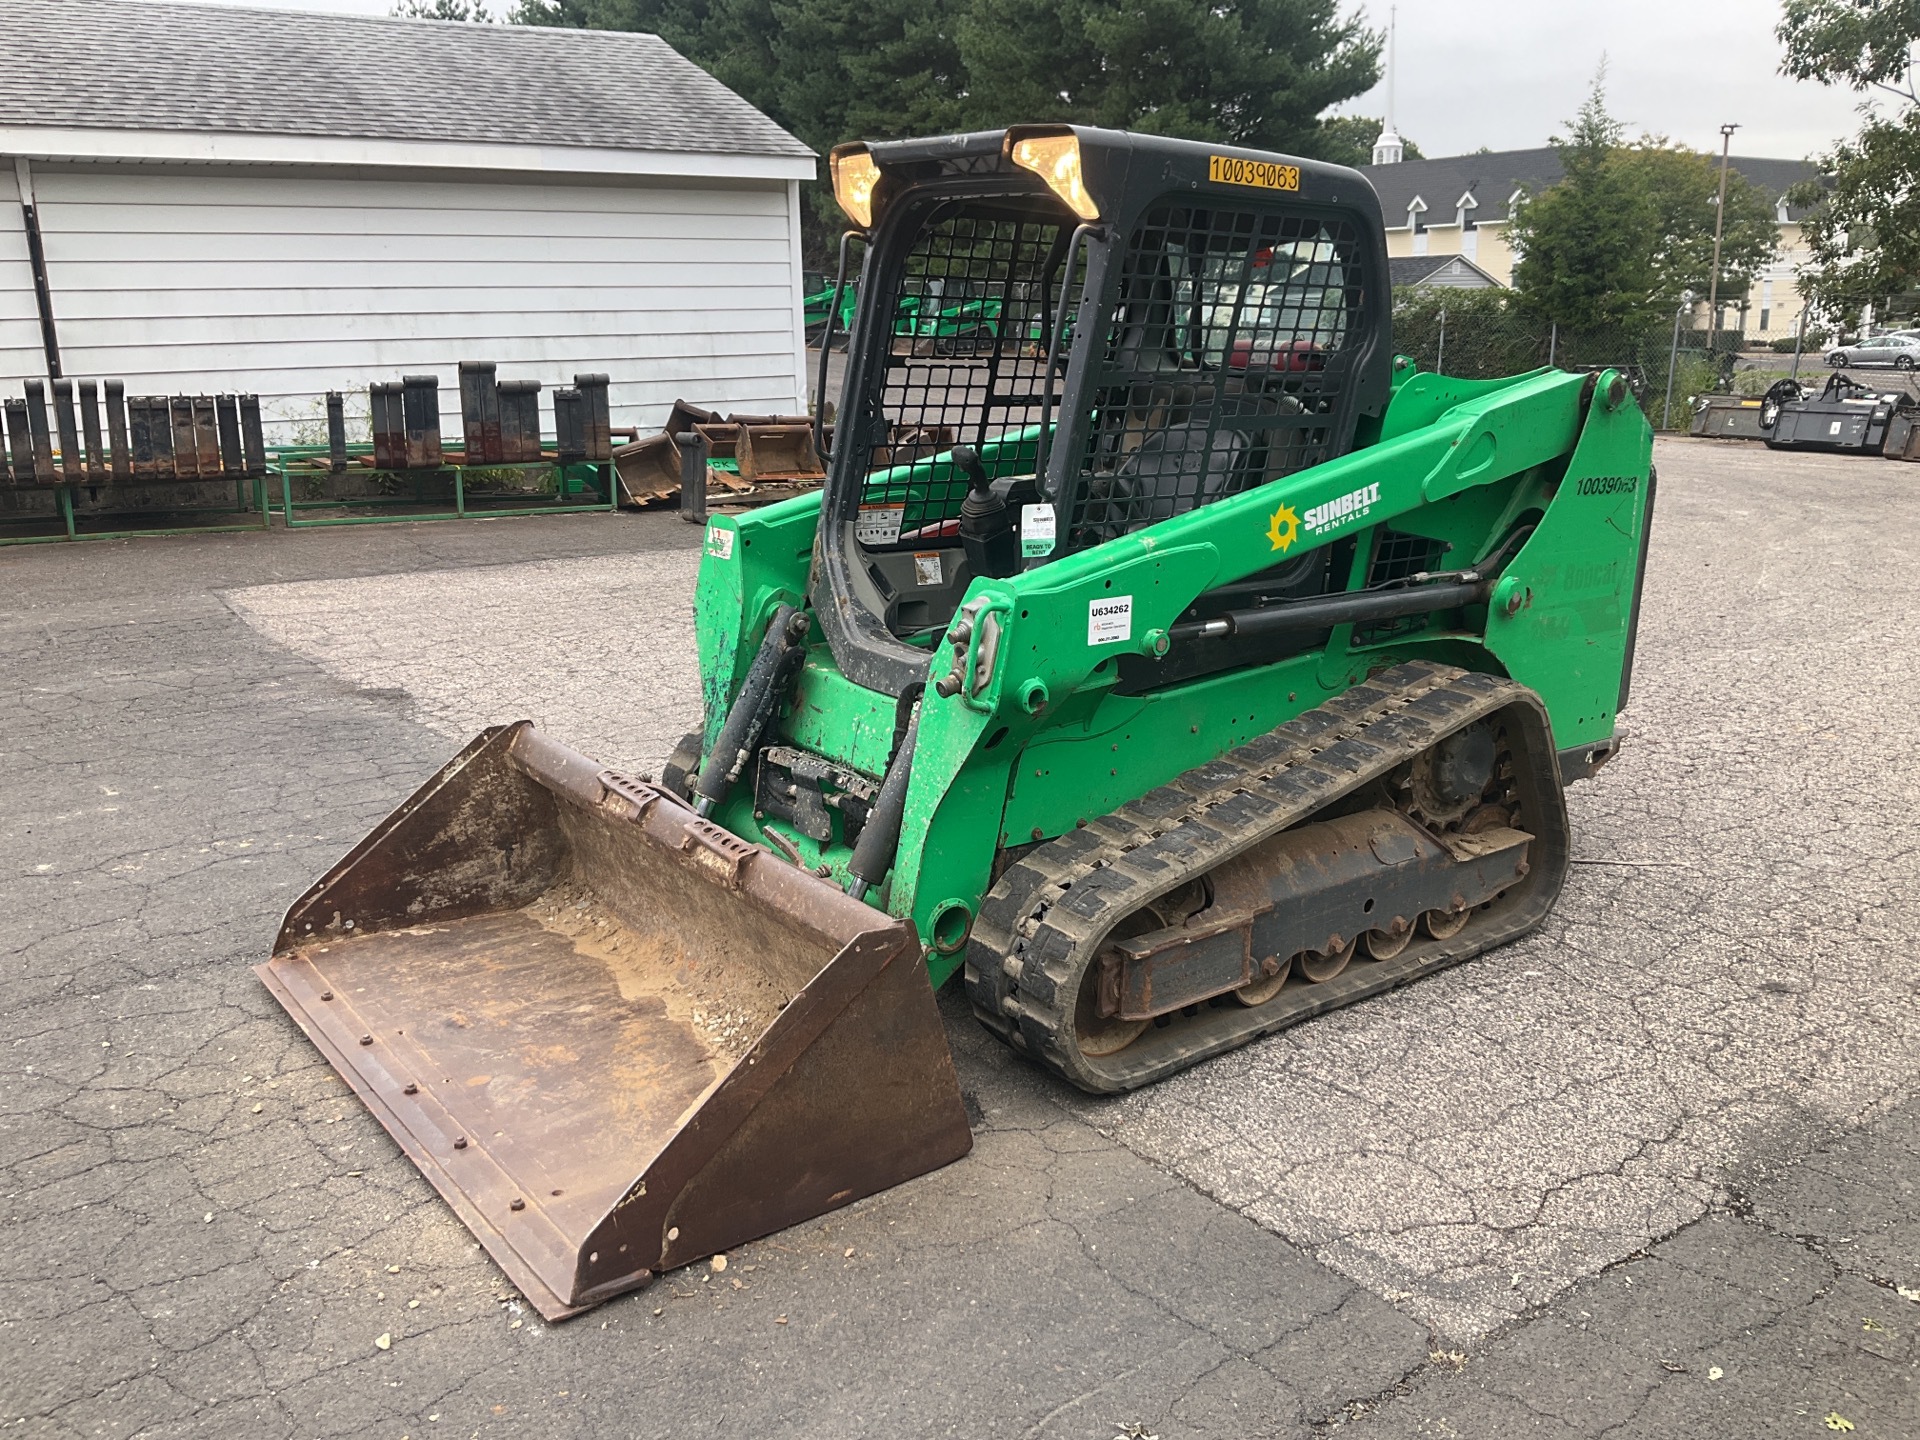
[1388,255,1501,289]
[1363,146,1822,226]
[0,0,811,160]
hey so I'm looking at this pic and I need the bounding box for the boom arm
[886,366,1652,972]
[695,367,1652,987]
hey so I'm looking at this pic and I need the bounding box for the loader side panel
[695,490,819,746]
[1480,394,1656,752]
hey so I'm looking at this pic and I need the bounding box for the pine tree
[514,0,1382,191]
[1506,75,1664,331]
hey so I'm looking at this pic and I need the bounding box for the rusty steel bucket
[257,724,972,1320]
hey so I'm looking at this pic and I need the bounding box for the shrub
[1770,329,1828,353]
[1735,368,1794,397]
[1391,288,1544,378]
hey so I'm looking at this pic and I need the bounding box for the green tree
[955,0,1380,155]
[1776,0,1919,320]
[393,0,494,18]
[1619,141,1776,305]
[518,0,1378,151]
[1506,78,1662,330]
[513,0,966,145]
[514,0,1383,255]
[1316,114,1423,168]
[1506,80,1775,330]
[1778,0,1920,93]
[1391,287,1542,377]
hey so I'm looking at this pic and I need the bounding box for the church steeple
[1372,6,1404,165]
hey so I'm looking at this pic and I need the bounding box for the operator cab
[811,127,1392,696]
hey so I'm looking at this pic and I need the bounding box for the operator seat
[1073,258,1266,542]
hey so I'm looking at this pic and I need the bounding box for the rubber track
[963,660,1568,1093]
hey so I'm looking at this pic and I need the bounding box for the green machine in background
[802,270,856,345]
[807,274,1003,354]
[261,127,1656,1317]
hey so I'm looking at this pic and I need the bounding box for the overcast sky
[192,0,1869,161]
[1337,0,1865,160]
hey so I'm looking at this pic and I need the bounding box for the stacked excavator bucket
[257,725,971,1320]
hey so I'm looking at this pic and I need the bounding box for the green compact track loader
[260,126,1657,1320]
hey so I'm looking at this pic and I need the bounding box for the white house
[0,0,816,441]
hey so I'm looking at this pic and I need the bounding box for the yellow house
[1360,145,1822,340]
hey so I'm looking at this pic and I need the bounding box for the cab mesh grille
[855,204,1074,547]
[1066,206,1365,548]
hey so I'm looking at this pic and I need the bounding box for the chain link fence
[1390,289,1845,431]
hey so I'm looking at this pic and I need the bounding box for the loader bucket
[256,724,972,1320]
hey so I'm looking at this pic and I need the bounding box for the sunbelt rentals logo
[1303,482,1380,537]
[1268,483,1381,551]
[1266,503,1300,552]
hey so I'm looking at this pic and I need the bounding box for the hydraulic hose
[845,703,920,901]
[1166,577,1493,647]
[693,604,811,816]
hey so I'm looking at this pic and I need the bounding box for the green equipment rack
[268,445,616,528]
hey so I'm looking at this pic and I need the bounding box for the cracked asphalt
[4,436,1917,1437]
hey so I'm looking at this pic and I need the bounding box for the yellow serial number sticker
[1209,155,1300,192]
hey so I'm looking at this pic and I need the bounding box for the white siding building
[1,0,816,441]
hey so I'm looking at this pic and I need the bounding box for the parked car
[1825,333,1920,369]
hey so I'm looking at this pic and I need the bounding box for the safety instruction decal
[704,524,734,560]
[856,503,905,546]
[1088,594,1133,646]
[913,552,944,587]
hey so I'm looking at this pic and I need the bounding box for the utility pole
[1664,290,1695,430]
[1705,123,1738,363]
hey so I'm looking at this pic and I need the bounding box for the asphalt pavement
[3,437,1916,1438]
